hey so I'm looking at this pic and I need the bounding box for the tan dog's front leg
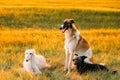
[64,49,69,71]
[67,50,74,74]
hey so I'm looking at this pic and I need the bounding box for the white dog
[59,19,93,74]
[23,49,50,74]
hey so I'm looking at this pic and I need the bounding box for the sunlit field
[0,0,120,80]
[0,0,120,11]
[0,8,120,29]
[0,29,120,80]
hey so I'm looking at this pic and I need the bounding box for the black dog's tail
[101,65,118,74]
[111,70,118,74]
[104,67,118,74]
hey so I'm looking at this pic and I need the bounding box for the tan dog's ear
[70,19,74,23]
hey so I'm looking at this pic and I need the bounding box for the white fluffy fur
[23,49,50,74]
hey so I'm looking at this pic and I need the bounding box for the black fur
[59,19,74,30]
[73,56,109,74]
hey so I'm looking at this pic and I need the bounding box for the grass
[0,0,120,79]
[0,8,120,29]
[0,29,120,80]
[0,0,120,11]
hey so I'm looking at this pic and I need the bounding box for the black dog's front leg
[79,70,86,75]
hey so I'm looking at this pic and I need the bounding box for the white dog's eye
[30,53,32,55]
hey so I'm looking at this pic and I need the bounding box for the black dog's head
[73,56,87,65]
[59,19,74,33]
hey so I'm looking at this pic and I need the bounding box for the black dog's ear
[81,56,87,60]
[70,19,74,23]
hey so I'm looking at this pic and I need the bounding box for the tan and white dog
[59,19,93,74]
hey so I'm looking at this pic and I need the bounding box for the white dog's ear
[32,49,36,54]
[25,49,28,54]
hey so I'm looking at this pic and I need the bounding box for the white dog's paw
[34,71,42,74]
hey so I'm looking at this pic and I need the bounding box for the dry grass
[0,1,119,79]
[0,8,119,29]
[0,0,120,11]
[0,28,120,80]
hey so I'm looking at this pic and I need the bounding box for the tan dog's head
[59,19,75,33]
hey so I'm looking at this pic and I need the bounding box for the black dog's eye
[75,54,78,56]
[30,53,32,55]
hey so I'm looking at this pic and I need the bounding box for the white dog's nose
[26,60,28,62]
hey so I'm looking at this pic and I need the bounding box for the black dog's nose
[73,59,75,61]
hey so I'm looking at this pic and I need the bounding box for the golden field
[0,0,120,80]
[0,0,120,12]
[0,28,120,80]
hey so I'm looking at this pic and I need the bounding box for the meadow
[0,0,120,12]
[0,8,120,29]
[0,28,120,80]
[0,0,120,80]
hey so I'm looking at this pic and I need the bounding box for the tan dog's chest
[64,30,89,52]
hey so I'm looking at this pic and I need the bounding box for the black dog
[73,56,110,74]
